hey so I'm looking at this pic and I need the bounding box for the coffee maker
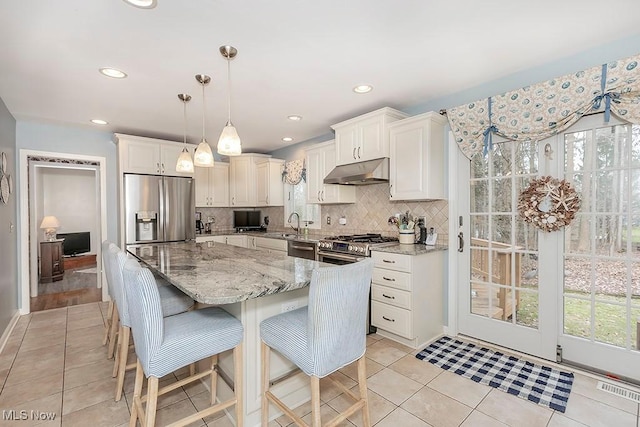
[417,217,427,244]
[195,212,203,234]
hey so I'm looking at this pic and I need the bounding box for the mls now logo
[3,410,56,421]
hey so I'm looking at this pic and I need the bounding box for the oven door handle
[318,251,363,263]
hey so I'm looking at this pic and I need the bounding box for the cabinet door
[229,157,254,207]
[255,162,269,206]
[122,140,161,174]
[389,114,445,200]
[359,116,385,161]
[335,126,358,166]
[320,145,337,203]
[194,166,210,207]
[210,163,229,207]
[160,143,193,177]
[305,149,323,204]
[226,235,247,248]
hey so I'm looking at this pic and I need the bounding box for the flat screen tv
[233,210,261,230]
[58,232,91,256]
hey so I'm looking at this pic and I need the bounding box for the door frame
[18,149,109,314]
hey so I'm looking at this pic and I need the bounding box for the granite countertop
[127,241,324,305]
[371,243,448,256]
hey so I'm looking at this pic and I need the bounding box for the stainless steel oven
[317,250,365,265]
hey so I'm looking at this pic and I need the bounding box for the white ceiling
[1,0,639,153]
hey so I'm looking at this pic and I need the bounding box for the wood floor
[30,287,102,312]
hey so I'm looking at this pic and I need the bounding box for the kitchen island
[127,241,324,427]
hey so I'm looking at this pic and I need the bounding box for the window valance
[448,53,640,159]
[281,158,306,185]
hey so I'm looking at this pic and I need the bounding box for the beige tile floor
[0,302,639,427]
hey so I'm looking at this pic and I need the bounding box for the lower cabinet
[253,237,287,254]
[370,249,444,349]
[40,240,65,283]
[196,235,286,253]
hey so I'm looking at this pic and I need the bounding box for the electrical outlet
[326,216,331,225]
[281,301,299,313]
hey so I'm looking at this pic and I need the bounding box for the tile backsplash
[197,183,448,245]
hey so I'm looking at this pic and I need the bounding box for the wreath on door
[517,176,581,232]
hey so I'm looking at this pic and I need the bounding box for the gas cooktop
[318,234,399,256]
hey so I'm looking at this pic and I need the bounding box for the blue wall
[0,97,18,334]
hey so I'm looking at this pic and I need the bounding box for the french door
[457,135,557,360]
[457,113,640,380]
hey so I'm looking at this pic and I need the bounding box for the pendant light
[194,74,214,167]
[217,45,242,156]
[175,93,194,173]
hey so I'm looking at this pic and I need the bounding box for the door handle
[232,197,235,205]
[357,146,361,158]
[321,190,324,201]
[382,259,396,264]
[317,191,321,201]
[266,195,269,205]
[161,163,165,174]
[382,294,395,299]
[458,232,464,252]
[389,184,393,198]
[382,316,395,322]
[382,276,395,282]
[352,147,356,159]
[156,162,160,173]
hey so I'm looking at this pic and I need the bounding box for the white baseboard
[0,311,21,354]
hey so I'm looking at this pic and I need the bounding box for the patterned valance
[449,53,640,159]
[281,158,306,185]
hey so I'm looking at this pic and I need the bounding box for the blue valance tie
[592,63,619,122]
[483,97,497,156]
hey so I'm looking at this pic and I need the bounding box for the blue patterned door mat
[416,336,574,413]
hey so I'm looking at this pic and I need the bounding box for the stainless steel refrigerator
[124,174,195,245]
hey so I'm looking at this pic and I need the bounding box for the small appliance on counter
[195,212,203,234]
[417,218,427,244]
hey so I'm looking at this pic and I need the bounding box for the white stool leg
[130,359,144,427]
[115,325,130,401]
[144,376,159,427]
[310,375,321,427]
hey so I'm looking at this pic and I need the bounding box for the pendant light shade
[217,45,242,156]
[176,93,194,173]
[194,74,215,167]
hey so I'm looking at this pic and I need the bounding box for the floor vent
[597,381,640,403]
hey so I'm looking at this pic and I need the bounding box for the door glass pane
[520,252,538,290]
[471,215,489,240]
[470,180,488,213]
[515,141,539,175]
[471,153,488,179]
[516,221,538,251]
[563,123,640,353]
[491,215,511,245]
[492,143,512,177]
[594,302,626,347]
[517,289,538,328]
[471,283,497,318]
[632,305,640,351]
[564,296,591,339]
[492,178,512,212]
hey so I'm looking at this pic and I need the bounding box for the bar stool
[101,241,194,401]
[123,258,244,427]
[260,258,374,427]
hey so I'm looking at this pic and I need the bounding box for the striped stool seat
[101,241,194,402]
[123,258,244,427]
[260,258,374,427]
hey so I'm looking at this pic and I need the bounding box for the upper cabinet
[305,140,355,204]
[195,163,229,207]
[229,154,284,207]
[388,112,447,201]
[115,134,194,177]
[256,158,285,207]
[331,107,408,166]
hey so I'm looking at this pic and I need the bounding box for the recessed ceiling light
[282,137,294,142]
[122,0,157,9]
[91,119,108,125]
[287,115,302,121]
[99,67,127,79]
[353,85,373,94]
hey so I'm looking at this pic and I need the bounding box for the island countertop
[127,241,324,305]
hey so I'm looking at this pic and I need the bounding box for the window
[284,182,321,230]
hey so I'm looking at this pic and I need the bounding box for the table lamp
[40,216,60,241]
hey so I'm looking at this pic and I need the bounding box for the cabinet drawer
[371,251,411,273]
[371,284,411,309]
[372,268,411,291]
[255,237,288,252]
[371,301,412,339]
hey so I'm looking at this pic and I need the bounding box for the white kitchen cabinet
[195,163,229,207]
[389,112,447,201]
[244,235,288,253]
[256,159,285,207]
[225,235,247,247]
[331,107,408,166]
[229,154,280,207]
[370,249,444,349]
[305,140,355,204]
[115,133,194,177]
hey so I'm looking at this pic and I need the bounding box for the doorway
[18,150,109,314]
[454,113,640,381]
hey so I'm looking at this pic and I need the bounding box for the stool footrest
[164,398,237,427]
[265,391,308,427]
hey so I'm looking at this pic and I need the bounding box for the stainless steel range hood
[324,158,389,185]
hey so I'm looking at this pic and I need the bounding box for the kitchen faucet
[287,212,300,235]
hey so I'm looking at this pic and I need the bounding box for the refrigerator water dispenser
[135,211,158,241]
